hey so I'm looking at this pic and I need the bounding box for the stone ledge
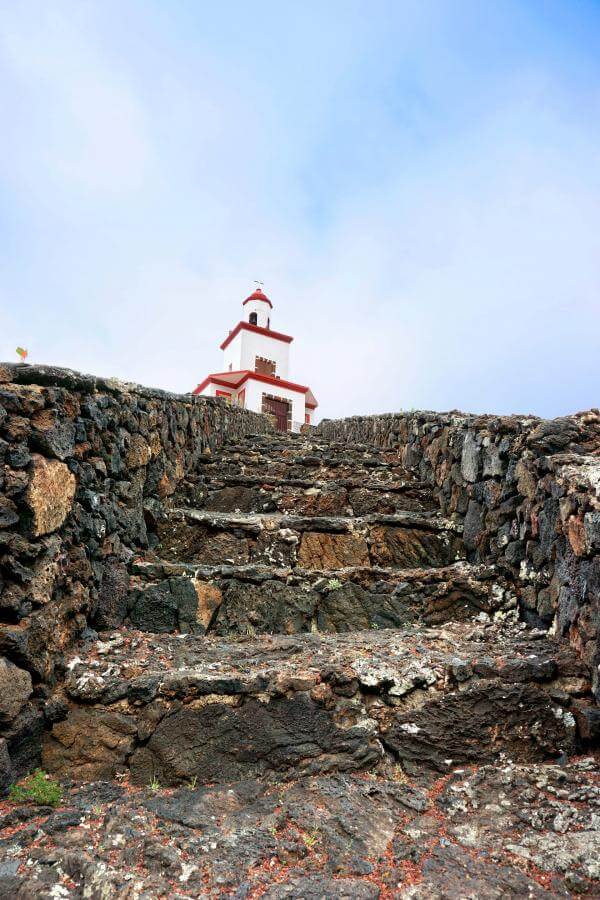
[42,622,591,786]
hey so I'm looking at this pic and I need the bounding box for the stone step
[124,558,515,636]
[196,446,408,482]
[173,472,438,516]
[4,758,599,899]
[147,506,464,572]
[43,622,592,789]
[202,445,403,464]
[193,472,431,489]
[219,437,394,455]
[196,461,412,486]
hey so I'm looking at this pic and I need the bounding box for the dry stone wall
[0,363,271,783]
[317,410,600,701]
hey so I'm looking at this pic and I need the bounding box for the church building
[193,288,318,431]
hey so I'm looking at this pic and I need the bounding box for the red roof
[220,321,293,351]
[243,289,272,309]
[193,370,318,407]
[305,389,318,409]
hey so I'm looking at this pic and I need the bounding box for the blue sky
[0,0,598,419]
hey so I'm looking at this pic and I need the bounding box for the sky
[0,0,599,421]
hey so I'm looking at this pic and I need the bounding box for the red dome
[243,289,272,308]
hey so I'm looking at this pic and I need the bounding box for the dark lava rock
[129,693,381,785]
[1,760,598,897]
[386,682,576,773]
[263,876,380,898]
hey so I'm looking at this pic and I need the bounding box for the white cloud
[0,2,598,421]
[0,4,151,192]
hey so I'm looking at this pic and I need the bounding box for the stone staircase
[4,432,599,898]
[127,433,516,637]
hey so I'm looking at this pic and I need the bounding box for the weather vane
[254,280,264,289]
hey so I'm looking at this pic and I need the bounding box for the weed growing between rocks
[149,776,161,794]
[9,770,62,808]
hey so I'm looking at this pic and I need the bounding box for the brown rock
[194,581,222,629]
[43,707,137,781]
[368,526,463,567]
[25,454,76,536]
[157,521,250,565]
[31,408,56,431]
[174,453,185,482]
[4,415,30,441]
[297,532,369,569]
[293,489,348,516]
[126,434,152,469]
[205,486,261,513]
[516,460,537,500]
[157,461,184,498]
[28,542,62,606]
[567,514,587,557]
[0,657,32,724]
[148,431,162,457]
[157,471,176,498]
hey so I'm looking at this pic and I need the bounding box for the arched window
[249,312,258,325]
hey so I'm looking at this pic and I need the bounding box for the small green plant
[9,770,62,808]
[302,829,320,849]
[188,775,198,790]
[327,578,342,591]
[149,776,161,793]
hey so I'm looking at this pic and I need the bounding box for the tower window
[249,312,258,325]
[255,356,276,376]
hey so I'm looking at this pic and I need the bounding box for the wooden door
[263,396,290,432]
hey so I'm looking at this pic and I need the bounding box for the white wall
[244,298,270,329]
[200,382,230,400]
[200,377,306,431]
[223,329,291,378]
[223,334,242,372]
[243,378,306,431]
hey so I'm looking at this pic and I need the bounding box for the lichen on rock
[25,454,76,536]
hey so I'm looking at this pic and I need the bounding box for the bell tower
[242,288,272,329]
[193,286,318,431]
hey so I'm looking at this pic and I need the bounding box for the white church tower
[194,288,318,431]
